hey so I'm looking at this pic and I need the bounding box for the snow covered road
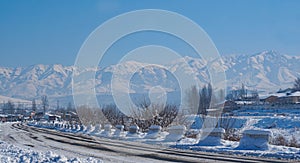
[0,123,291,163]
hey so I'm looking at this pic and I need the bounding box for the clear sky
[0,0,299,67]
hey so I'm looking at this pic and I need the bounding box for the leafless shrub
[289,136,300,148]
[271,135,300,148]
[76,105,107,125]
[216,114,240,141]
[224,128,241,141]
[271,134,288,146]
[102,104,127,127]
[130,103,179,132]
[100,100,179,132]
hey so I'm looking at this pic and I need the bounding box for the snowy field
[0,123,103,163]
[0,140,102,163]
[181,107,300,160]
[233,107,300,144]
[1,107,300,162]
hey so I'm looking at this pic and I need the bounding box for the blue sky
[0,0,299,67]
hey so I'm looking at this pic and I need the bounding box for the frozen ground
[1,122,200,163]
[0,123,102,163]
[116,107,300,160]
[0,140,102,163]
[234,107,300,144]
[1,107,300,162]
[174,138,300,160]
[179,107,300,160]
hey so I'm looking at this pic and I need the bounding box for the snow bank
[164,125,186,142]
[196,128,225,146]
[237,129,271,150]
[113,125,125,138]
[0,141,102,163]
[83,124,93,134]
[127,124,142,138]
[144,125,162,139]
[90,124,101,135]
[99,124,112,137]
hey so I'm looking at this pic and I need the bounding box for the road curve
[3,123,292,163]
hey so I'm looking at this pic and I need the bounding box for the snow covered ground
[174,107,300,160]
[233,107,300,144]
[174,138,300,160]
[0,123,103,163]
[0,122,177,163]
[0,140,102,163]
[28,118,300,161]
[1,107,300,162]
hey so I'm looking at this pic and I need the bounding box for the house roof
[288,91,300,97]
[260,93,286,99]
[260,91,300,99]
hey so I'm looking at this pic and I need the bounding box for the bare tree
[129,103,178,132]
[101,102,179,132]
[67,102,74,111]
[198,84,212,115]
[56,100,60,110]
[102,104,126,126]
[240,83,247,100]
[41,95,49,115]
[294,77,300,91]
[184,84,213,130]
[32,99,37,112]
[4,101,14,115]
[185,85,199,114]
[77,105,108,125]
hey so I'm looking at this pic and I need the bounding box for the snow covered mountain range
[0,51,299,104]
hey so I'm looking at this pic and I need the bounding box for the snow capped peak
[252,50,283,60]
[257,50,278,56]
[0,51,299,101]
[170,56,206,70]
[51,64,64,72]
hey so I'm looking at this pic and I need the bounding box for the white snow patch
[0,140,102,163]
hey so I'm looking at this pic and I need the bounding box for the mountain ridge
[0,51,299,104]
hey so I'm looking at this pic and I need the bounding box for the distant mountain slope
[0,64,74,99]
[0,51,299,104]
[222,51,300,92]
[0,95,31,104]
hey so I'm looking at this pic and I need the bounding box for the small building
[0,114,22,122]
[290,91,300,104]
[33,112,44,121]
[0,114,8,122]
[262,91,300,104]
[277,91,300,104]
[44,113,61,122]
[263,95,278,104]
[223,100,238,112]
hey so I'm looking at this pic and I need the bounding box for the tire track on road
[12,123,291,163]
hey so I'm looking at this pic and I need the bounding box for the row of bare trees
[75,103,179,132]
[74,83,222,131]
[75,83,223,131]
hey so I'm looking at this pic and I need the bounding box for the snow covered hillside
[0,95,31,104]
[0,51,299,103]
[222,51,300,93]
